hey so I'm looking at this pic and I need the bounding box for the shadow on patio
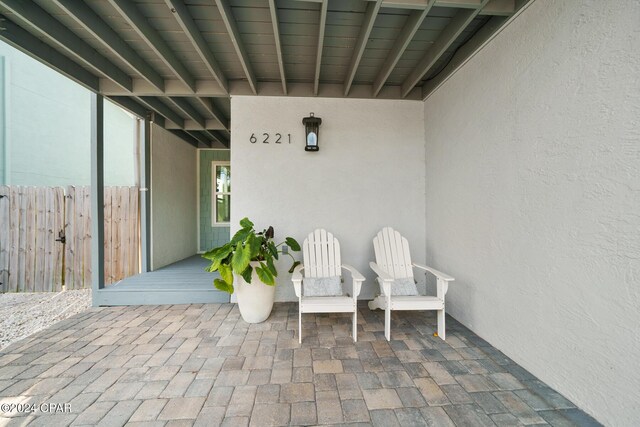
[0,303,600,426]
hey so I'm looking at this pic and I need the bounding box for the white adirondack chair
[369,227,455,341]
[292,229,365,343]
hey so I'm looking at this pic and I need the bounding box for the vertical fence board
[119,187,129,280]
[104,187,113,284]
[83,187,92,287]
[75,186,86,289]
[43,189,53,291]
[18,188,28,292]
[53,187,64,291]
[129,187,139,277]
[35,188,46,291]
[0,186,9,292]
[9,187,20,292]
[25,188,37,292]
[112,187,122,282]
[64,186,75,290]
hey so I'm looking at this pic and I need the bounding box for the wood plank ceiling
[0,0,529,147]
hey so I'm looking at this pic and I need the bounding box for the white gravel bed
[0,289,92,350]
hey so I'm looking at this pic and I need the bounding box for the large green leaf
[267,241,279,260]
[247,233,262,259]
[241,265,253,283]
[214,278,234,294]
[288,260,301,274]
[205,258,221,272]
[218,264,233,285]
[231,242,251,274]
[266,255,277,277]
[239,217,254,229]
[285,237,301,252]
[230,228,252,246]
[256,263,275,286]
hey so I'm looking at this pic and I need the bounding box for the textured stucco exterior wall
[151,125,197,270]
[232,96,426,302]
[0,41,136,187]
[422,0,640,425]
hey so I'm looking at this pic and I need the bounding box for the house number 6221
[249,133,291,144]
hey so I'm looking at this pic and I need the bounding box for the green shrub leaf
[266,256,277,277]
[267,242,279,260]
[214,278,234,294]
[285,237,301,252]
[256,263,275,286]
[239,217,254,229]
[247,233,262,259]
[231,242,251,274]
[218,264,233,285]
[241,265,253,283]
[288,260,301,274]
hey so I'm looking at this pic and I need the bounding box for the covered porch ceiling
[0,0,529,147]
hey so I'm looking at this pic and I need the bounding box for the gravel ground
[0,289,92,350]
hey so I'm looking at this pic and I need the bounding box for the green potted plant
[203,217,300,323]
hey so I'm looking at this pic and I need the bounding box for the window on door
[212,162,230,225]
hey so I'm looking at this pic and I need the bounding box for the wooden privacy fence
[0,186,139,292]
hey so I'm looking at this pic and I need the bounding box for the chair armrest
[291,264,304,298]
[412,263,454,282]
[369,262,394,282]
[341,264,365,282]
[342,264,364,297]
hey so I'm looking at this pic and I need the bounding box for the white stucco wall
[422,1,640,425]
[151,125,197,270]
[232,96,425,302]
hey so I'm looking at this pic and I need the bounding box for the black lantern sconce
[302,112,322,152]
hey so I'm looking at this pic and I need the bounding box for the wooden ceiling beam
[268,0,287,95]
[195,98,229,131]
[314,0,328,96]
[344,0,382,96]
[372,1,434,97]
[422,14,510,100]
[166,97,206,129]
[215,0,258,95]
[137,97,185,129]
[164,0,228,94]
[0,0,131,91]
[52,0,164,91]
[107,0,196,92]
[0,15,99,92]
[363,0,514,15]
[400,0,490,97]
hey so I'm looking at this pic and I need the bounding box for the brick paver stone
[249,403,291,426]
[0,303,598,427]
[158,397,206,420]
[280,382,315,403]
[291,401,317,426]
[362,388,403,410]
[129,399,168,422]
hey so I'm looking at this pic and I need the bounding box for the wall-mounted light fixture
[302,112,322,152]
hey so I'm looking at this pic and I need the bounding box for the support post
[140,111,152,272]
[90,92,105,306]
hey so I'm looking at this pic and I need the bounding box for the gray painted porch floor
[98,256,229,305]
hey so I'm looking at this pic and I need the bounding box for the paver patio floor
[0,302,600,426]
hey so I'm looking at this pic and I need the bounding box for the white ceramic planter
[234,262,276,323]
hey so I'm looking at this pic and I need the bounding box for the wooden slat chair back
[369,227,455,341]
[373,227,413,280]
[303,229,341,278]
[292,229,365,343]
